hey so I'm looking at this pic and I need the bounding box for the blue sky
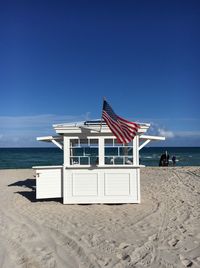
[0,0,199,147]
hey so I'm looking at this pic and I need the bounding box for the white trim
[36,135,63,149]
[64,136,70,167]
[32,165,63,169]
[138,135,165,151]
[139,139,151,150]
[137,169,141,203]
[78,125,101,133]
[139,135,165,140]
[65,165,144,169]
[133,136,137,165]
[53,122,150,135]
[53,121,150,128]
[52,139,63,150]
[37,135,62,141]
[98,137,104,166]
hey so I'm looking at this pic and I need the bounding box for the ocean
[0,147,199,169]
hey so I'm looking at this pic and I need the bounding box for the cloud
[0,113,90,129]
[148,122,174,137]
[148,122,200,139]
[146,122,200,146]
[136,117,200,123]
[0,114,200,147]
[157,128,175,138]
[0,113,90,147]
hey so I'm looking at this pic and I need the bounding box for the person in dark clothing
[172,155,176,166]
[159,151,170,166]
[159,154,165,166]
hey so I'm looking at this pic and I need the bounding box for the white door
[36,167,62,199]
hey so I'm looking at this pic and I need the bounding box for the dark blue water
[0,148,63,169]
[0,147,199,169]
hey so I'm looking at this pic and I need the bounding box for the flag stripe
[117,118,139,131]
[103,112,133,144]
[102,100,139,144]
[120,122,137,136]
[102,112,128,143]
[103,112,129,143]
[117,115,139,128]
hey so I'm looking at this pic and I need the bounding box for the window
[70,139,98,165]
[104,139,133,165]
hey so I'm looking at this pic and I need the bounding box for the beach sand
[0,167,200,268]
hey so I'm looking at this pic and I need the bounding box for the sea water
[140,147,200,166]
[0,147,199,169]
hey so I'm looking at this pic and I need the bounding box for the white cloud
[0,115,199,147]
[146,122,200,146]
[0,113,90,129]
[148,123,174,138]
[147,122,200,139]
[158,128,175,138]
[0,113,90,147]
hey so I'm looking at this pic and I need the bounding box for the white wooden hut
[33,120,165,204]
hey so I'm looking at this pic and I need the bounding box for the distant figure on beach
[172,155,176,166]
[159,151,170,166]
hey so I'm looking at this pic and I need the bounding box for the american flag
[102,99,139,144]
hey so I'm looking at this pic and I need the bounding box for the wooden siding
[63,168,140,204]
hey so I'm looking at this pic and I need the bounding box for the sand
[0,167,200,268]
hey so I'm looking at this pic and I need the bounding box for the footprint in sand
[180,255,193,267]
[168,238,179,247]
[130,240,153,265]
[118,242,130,250]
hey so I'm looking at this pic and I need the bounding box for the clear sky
[0,0,199,147]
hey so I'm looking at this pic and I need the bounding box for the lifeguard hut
[33,120,165,204]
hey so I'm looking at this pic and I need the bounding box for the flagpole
[100,97,106,132]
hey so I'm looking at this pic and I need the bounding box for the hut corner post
[134,135,141,203]
[63,135,70,204]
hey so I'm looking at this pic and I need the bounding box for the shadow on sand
[8,178,62,203]
[8,179,124,205]
[8,178,36,190]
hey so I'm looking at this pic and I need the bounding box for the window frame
[69,138,99,166]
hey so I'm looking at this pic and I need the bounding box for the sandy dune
[0,167,200,268]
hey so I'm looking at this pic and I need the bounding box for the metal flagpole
[100,97,106,132]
